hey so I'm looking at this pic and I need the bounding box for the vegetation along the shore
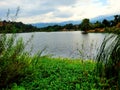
[0,14,120,33]
[0,33,120,89]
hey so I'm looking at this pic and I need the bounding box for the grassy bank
[6,57,109,90]
[0,34,100,89]
[0,34,119,90]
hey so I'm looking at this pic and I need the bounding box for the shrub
[0,34,31,88]
[105,27,120,34]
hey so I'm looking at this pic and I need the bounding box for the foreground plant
[0,34,33,88]
[96,34,120,89]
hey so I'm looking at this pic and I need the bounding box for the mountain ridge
[32,15,114,28]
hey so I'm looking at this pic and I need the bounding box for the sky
[0,0,120,24]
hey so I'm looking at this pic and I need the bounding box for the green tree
[64,23,73,30]
[114,15,119,23]
[93,21,103,28]
[102,19,110,27]
[80,18,91,31]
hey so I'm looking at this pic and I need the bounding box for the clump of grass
[0,34,33,88]
[96,34,120,89]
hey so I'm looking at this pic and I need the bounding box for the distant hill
[32,20,81,28]
[32,23,56,28]
[90,15,114,23]
[32,15,114,28]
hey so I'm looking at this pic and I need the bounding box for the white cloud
[0,0,120,23]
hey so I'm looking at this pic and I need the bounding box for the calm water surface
[17,31,106,59]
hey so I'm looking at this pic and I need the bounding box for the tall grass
[96,33,120,89]
[77,40,98,60]
[0,34,33,88]
[0,8,44,88]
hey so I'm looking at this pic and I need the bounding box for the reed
[96,33,120,89]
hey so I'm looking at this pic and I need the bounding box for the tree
[114,15,120,25]
[64,23,73,30]
[110,15,120,27]
[93,21,103,28]
[102,19,110,27]
[114,15,119,23]
[80,18,91,31]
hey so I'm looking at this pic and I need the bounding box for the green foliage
[0,34,116,90]
[96,34,120,89]
[10,83,25,90]
[64,23,74,30]
[0,34,33,88]
[80,18,92,31]
[17,57,107,90]
[92,21,103,29]
[105,27,120,34]
[0,21,39,33]
[102,19,110,27]
[111,15,120,26]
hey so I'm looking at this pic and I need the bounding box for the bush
[0,34,32,88]
[105,27,120,34]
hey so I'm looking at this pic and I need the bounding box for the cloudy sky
[0,0,120,24]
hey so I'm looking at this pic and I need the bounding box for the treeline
[0,15,120,33]
[80,15,120,33]
[40,24,78,32]
[41,15,120,33]
[0,20,40,33]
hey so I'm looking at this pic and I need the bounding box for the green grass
[0,34,118,90]
[7,56,110,90]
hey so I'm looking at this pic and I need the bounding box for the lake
[17,31,106,60]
